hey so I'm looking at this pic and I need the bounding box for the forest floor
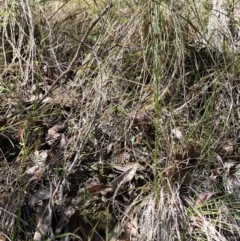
[1,0,240,240]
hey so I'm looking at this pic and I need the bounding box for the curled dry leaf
[28,188,51,209]
[47,122,67,146]
[29,188,54,241]
[110,164,139,187]
[194,192,218,206]
[100,165,139,197]
[111,165,138,212]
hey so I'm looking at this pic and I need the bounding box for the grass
[1,0,240,240]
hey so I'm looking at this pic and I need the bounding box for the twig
[3,2,112,120]
[56,2,110,220]
[25,2,113,111]
[56,62,101,233]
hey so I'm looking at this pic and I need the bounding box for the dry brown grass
[1,0,240,240]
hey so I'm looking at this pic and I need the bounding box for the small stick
[29,2,113,110]
[3,2,113,120]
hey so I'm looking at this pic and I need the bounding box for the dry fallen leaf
[28,188,52,209]
[47,122,67,146]
[86,184,111,195]
[110,164,138,187]
[194,192,218,206]
[100,165,139,196]
[29,188,54,241]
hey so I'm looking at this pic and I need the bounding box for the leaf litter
[1,0,240,241]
